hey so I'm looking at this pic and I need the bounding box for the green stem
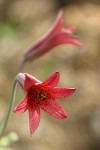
[0,57,27,139]
[0,79,17,139]
[0,57,26,139]
[18,59,26,73]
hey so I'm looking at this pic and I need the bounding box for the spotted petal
[28,104,40,135]
[40,99,67,120]
[14,97,28,114]
[41,72,60,87]
[52,87,76,99]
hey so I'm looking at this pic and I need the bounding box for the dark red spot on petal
[28,85,50,104]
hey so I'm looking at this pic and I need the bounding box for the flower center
[28,85,47,104]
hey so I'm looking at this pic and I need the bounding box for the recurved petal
[40,99,67,120]
[41,72,60,87]
[14,97,28,114]
[63,26,75,34]
[16,73,41,91]
[52,87,76,99]
[61,36,81,47]
[48,31,81,47]
[28,104,40,135]
[24,75,41,92]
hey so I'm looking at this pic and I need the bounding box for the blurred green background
[0,0,100,150]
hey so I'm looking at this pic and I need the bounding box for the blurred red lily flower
[14,72,76,135]
[24,10,80,61]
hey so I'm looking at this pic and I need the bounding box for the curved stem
[0,79,17,139]
[0,58,26,139]
[18,58,26,73]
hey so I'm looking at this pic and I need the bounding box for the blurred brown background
[0,0,100,150]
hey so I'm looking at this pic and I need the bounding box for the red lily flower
[24,10,80,61]
[14,72,76,135]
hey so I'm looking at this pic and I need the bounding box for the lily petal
[52,87,76,99]
[14,97,28,114]
[24,75,41,92]
[16,73,41,91]
[63,26,75,34]
[48,32,81,48]
[28,104,40,135]
[48,10,63,37]
[24,9,80,61]
[40,99,67,120]
[41,72,60,87]
[24,10,63,61]
[26,31,80,60]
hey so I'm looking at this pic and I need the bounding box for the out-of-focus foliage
[0,147,13,150]
[0,132,19,147]
[0,20,20,38]
[0,132,19,150]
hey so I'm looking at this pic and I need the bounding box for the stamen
[28,85,47,104]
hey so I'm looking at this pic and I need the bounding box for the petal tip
[29,127,37,136]
[55,71,60,76]
[70,87,77,94]
[73,87,77,91]
[62,113,68,120]
[30,131,34,137]
[13,108,18,114]
[13,109,16,113]
[63,26,75,34]
[72,39,81,47]
[58,9,63,18]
